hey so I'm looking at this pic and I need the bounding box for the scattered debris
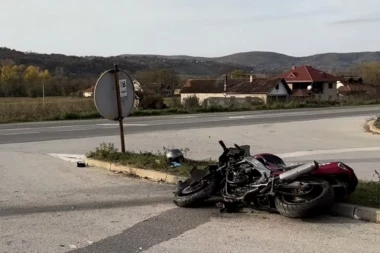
[77,161,86,167]
[69,245,77,249]
[170,162,181,168]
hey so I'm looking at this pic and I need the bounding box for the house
[337,76,364,89]
[83,85,95,97]
[337,76,377,97]
[180,75,291,104]
[280,65,339,100]
[143,83,174,97]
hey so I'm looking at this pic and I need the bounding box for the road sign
[94,65,136,153]
[94,68,135,121]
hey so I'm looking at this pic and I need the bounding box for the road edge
[366,119,380,134]
[86,158,380,223]
[85,158,186,184]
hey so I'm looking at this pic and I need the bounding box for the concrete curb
[85,158,186,184]
[367,119,380,134]
[331,203,380,223]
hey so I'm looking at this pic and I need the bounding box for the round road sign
[94,69,136,121]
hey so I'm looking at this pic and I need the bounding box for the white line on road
[1,125,88,131]
[2,131,41,136]
[96,123,149,126]
[278,146,380,158]
[46,153,86,163]
[49,147,380,164]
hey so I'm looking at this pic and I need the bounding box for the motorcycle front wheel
[173,178,217,208]
[274,179,335,218]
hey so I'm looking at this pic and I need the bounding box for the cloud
[330,17,380,25]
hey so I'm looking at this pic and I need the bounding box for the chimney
[250,75,253,83]
[292,66,296,70]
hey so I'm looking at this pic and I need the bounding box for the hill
[121,51,380,74]
[2,47,380,79]
[213,51,380,73]
[0,47,250,78]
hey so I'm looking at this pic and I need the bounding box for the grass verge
[346,179,380,209]
[1,96,380,124]
[85,143,213,177]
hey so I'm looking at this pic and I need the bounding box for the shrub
[139,94,166,110]
[183,95,200,110]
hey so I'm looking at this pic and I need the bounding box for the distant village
[82,65,379,106]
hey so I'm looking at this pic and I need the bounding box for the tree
[133,69,179,92]
[0,63,19,96]
[230,69,250,78]
[357,62,380,85]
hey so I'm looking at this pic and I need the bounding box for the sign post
[112,64,126,153]
[93,65,135,153]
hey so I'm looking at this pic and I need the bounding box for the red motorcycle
[173,140,358,218]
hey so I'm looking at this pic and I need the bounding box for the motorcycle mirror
[234,143,243,150]
[219,140,227,150]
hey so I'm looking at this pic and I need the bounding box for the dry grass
[0,97,99,123]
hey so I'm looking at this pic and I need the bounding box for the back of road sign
[94,69,135,121]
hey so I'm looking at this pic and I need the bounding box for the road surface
[1,106,380,253]
[0,105,379,144]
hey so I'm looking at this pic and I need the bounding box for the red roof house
[279,65,339,100]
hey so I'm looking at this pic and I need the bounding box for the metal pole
[42,80,45,107]
[113,64,126,153]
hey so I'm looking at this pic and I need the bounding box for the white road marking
[46,153,86,163]
[1,125,88,131]
[96,123,149,126]
[49,147,380,165]
[278,147,380,158]
[2,131,40,136]
[229,116,247,119]
[171,115,198,119]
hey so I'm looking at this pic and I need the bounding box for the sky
[1,0,380,57]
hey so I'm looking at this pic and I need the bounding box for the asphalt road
[1,105,379,144]
[1,106,380,253]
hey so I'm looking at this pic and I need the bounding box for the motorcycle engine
[227,162,268,197]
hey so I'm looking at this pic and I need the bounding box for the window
[328,83,333,89]
[275,84,279,90]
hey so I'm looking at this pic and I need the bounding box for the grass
[347,178,380,208]
[1,95,380,124]
[0,97,98,123]
[85,143,213,177]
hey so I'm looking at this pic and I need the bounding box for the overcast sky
[1,0,379,57]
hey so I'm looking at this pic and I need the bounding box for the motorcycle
[173,140,358,218]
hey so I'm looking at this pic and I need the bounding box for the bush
[139,94,166,110]
[183,95,200,110]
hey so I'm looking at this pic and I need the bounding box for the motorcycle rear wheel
[274,179,335,218]
[173,178,217,207]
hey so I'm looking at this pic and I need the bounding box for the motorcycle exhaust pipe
[279,161,318,183]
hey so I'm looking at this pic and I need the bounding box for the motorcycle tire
[274,179,335,218]
[173,178,217,208]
